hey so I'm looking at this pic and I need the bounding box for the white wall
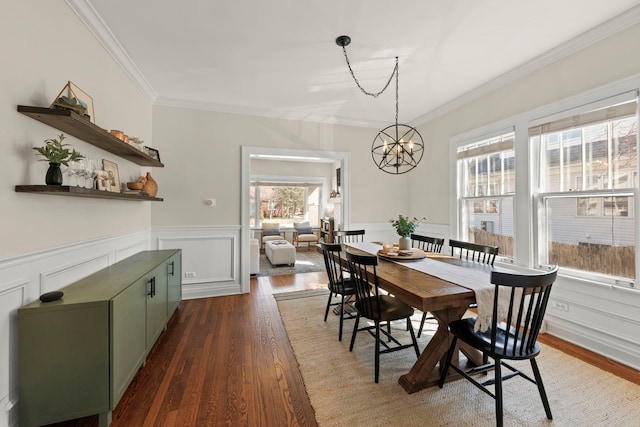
[150,105,412,228]
[1,2,155,258]
[0,2,155,425]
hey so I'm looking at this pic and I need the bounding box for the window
[457,131,515,258]
[250,180,322,228]
[532,96,638,280]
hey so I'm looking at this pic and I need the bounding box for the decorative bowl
[127,181,144,191]
[110,130,128,142]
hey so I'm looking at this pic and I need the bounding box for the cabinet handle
[169,261,175,276]
[148,277,156,297]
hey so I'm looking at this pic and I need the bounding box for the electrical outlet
[184,272,196,278]
[552,301,569,312]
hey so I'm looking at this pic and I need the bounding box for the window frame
[530,92,639,286]
[454,129,516,262]
[249,175,327,229]
[450,83,640,290]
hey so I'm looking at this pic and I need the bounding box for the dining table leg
[398,305,469,393]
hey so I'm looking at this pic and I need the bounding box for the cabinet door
[146,266,168,350]
[19,303,109,427]
[167,253,182,316]
[111,278,146,408]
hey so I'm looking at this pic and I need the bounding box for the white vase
[399,236,411,251]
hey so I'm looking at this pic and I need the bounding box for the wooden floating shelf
[15,186,164,201]
[17,105,164,168]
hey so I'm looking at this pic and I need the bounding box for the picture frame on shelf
[50,81,95,123]
[144,146,161,162]
[102,160,121,193]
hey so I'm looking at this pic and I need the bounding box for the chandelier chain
[340,46,398,100]
[336,35,423,174]
[395,57,399,125]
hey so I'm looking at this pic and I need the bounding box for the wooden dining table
[336,242,491,393]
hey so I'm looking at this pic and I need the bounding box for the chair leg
[495,361,503,427]
[374,321,380,383]
[407,316,420,358]
[338,294,345,341]
[530,358,553,420]
[323,292,333,322]
[349,315,360,351]
[438,336,458,388]
[417,311,428,338]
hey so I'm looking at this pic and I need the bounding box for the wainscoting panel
[115,240,149,262]
[39,252,111,295]
[0,281,26,427]
[0,230,150,427]
[153,226,242,299]
[546,275,640,370]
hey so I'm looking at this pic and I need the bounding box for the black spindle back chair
[320,243,357,341]
[438,265,559,427]
[449,239,498,266]
[411,234,444,253]
[410,234,444,337]
[333,229,366,244]
[346,251,420,383]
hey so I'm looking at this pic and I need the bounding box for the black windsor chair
[449,239,499,265]
[333,229,366,244]
[410,234,445,338]
[438,265,559,427]
[346,251,420,383]
[320,243,357,341]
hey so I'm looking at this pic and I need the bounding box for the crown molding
[410,4,640,127]
[67,0,640,128]
[65,0,158,103]
[154,96,386,129]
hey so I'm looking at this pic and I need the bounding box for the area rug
[258,249,325,276]
[276,292,640,427]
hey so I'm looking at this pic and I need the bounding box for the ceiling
[72,0,640,128]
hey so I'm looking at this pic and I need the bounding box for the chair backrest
[333,229,365,244]
[345,251,380,318]
[320,243,347,293]
[488,265,558,358]
[262,222,281,234]
[411,234,444,253]
[449,239,498,265]
[293,221,314,235]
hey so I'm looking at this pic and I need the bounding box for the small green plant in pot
[33,133,84,185]
[389,215,426,250]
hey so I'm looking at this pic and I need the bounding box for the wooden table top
[340,242,476,313]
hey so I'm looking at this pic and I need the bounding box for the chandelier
[336,35,424,175]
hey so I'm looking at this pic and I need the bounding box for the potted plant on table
[389,215,426,250]
[33,133,84,185]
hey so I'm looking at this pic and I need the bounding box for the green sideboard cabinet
[18,249,182,427]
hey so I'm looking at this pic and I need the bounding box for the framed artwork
[50,81,95,123]
[102,159,121,193]
[144,146,161,162]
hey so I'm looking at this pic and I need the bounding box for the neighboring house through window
[531,93,638,280]
[453,91,638,285]
[456,130,516,259]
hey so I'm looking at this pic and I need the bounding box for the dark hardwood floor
[49,271,638,426]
